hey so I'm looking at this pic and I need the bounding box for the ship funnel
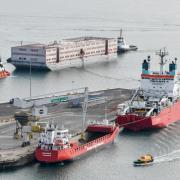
[142,59,149,74]
[169,59,177,75]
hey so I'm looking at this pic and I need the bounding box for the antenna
[175,57,178,64]
[156,47,168,57]
[120,29,122,38]
[156,48,168,75]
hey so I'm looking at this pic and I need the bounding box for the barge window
[19,48,26,51]
[31,49,38,52]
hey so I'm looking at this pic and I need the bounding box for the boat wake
[153,149,180,164]
[84,69,139,82]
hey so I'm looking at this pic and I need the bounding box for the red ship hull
[0,71,10,79]
[35,126,120,163]
[116,101,180,131]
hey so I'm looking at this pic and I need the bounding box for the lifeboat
[133,154,153,166]
[0,60,10,78]
[0,70,10,79]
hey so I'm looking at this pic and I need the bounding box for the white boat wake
[153,149,180,164]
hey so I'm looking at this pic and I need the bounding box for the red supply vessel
[35,120,120,163]
[116,48,180,131]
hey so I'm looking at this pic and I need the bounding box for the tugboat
[35,88,120,163]
[116,48,180,131]
[117,29,138,53]
[133,154,154,166]
[0,57,10,79]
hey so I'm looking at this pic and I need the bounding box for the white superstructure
[39,124,70,150]
[10,37,117,70]
[141,49,177,98]
[173,73,180,99]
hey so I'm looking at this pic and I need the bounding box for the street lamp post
[29,60,32,100]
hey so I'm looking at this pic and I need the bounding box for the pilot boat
[133,154,154,166]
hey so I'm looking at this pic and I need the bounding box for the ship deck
[70,131,110,146]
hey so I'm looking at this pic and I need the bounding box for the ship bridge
[140,49,177,98]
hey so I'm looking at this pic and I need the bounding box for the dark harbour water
[1,0,180,179]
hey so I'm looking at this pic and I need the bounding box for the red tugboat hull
[116,101,180,131]
[35,126,120,163]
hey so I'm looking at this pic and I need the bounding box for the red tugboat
[35,88,120,163]
[0,57,10,79]
[116,48,180,131]
[35,120,120,163]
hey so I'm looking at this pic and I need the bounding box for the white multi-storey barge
[10,37,117,70]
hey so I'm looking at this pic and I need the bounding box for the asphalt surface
[0,88,133,150]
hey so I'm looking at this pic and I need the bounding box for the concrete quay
[0,88,133,170]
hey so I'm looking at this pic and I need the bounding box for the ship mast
[120,29,122,38]
[156,48,168,75]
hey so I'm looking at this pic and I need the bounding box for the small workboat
[133,154,154,166]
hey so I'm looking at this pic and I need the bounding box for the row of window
[13,52,45,57]
[19,48,39,52]
[60,49,106,55]
[18,57,40,61]
[46,53,57,56]
[46,58,56,61]
[19,57,26,60]
[61,41,115,49]
[151,79,169,83]
[46,49,56,53]
[59,51,106,59]
[142,77,173,81]
[59,50,106,59]
[152,86,163,89]
[60,46,116,53]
